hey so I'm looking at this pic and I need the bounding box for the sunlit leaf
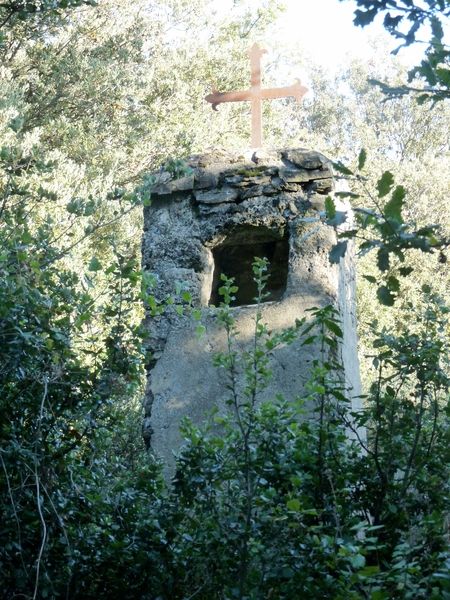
[358,148,367,170]
[377,285,395,306]
[377,171,394,198]
[88,256,102,271]
[325,196,336,220]
[384,185,405,223]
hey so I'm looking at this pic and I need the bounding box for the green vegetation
[0,0,449,598]
[341,0,450,102]
[236,166,269,177]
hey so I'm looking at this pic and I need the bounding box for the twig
[0,450,29,577]
[33,377,49,600]
[185,582,207,600]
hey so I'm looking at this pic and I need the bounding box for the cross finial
[205,43,307,148]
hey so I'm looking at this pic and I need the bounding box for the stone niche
[142,148,361,467]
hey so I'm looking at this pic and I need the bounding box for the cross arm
[205,89,253,111]
[205,79,307,111]
[260,80,307,102]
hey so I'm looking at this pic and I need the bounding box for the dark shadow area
[209,226,289,306]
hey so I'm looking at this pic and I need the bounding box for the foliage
[0,2,286,597]
[0,0,95,37]
[2,221,448,598]
[163,261,450,599]
[0,136,159,596]
[266,45,450,317]
[341,0,450,102]
[327,155,449,305]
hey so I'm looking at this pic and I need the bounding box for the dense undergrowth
[1,242,449,598]
[1,0,449,598]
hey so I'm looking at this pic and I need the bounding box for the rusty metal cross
[205,43,307,148]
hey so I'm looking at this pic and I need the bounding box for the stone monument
[141,148,362,465]
[141,44,361,466]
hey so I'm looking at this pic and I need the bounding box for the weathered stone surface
[288,201,299,215]
[240,185,266,199]
[222,174,245,186]
[188,149,248,169]
[142,148,361,473]
[308,193,327,211]
[152,174,194,195]
[194,187,239,204]
[261,184,280,195]
[251,148,283,165]
[242,174,272,185]
[198,203,238,216]
[281,182,301,193]
[194,169,219,189]
[309,178,334,194]
[279,167,332,183]
[283,148,327,170]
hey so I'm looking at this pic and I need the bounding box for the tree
[340,0,450,102]
[0,1,286,596]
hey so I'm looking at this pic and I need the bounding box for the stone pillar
[141,148,361,466]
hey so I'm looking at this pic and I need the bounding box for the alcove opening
[209,226,289,307]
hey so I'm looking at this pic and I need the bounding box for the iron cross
[205,43,308,148]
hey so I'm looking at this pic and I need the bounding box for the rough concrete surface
[142,148,362,469]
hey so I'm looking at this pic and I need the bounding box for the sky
[207,0,446,77]
[273,0,427,72]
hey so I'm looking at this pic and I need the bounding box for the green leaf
[370,592,389,600]
[21,230,33,244]
[358,148,367,171]
[332,161,354,175]
[377,248,390,272]
[195,324,206,338]
[325,196,336,220]
[335,191,360,200]
[377,285,395,306]
[83,199,96,216]
[66,198,83,214]
[359,565,380,577]
[384,185,405,222]
[399,266,413,277]
[88,256,102,271]
[377,171,394,198]
[338,228,358,238]
[436,67,450,87]
[350,553,366,569]
[301,335,317,347]
[387,275,400,292]
[286,498,301,512]
[363,275,377,283]
[384,13,402,30]
[323,319,343,337]
[354,7,378,27]
[430,15,444,41]
[9,116,24,132]
[329,241,348,264]
[417,60,437,86]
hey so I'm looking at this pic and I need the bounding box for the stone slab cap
[150,148,333,200]
[283,148,327,170]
